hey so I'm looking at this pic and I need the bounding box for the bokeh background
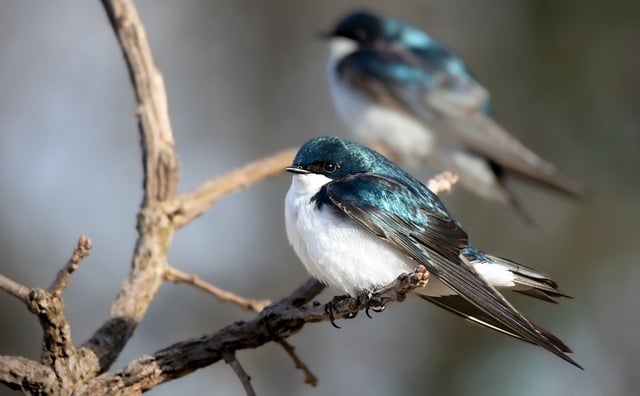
[1,1,638,395]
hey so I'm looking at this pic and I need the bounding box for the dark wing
[337,47,489,121]
[337,48,580,197]
[418,294,573,352]
[322,173,581,368]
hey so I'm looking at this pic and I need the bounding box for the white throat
[287,173,332,198]
[329,37,358,62]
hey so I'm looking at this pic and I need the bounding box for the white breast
[326,39,436,163]
[285,173,414,295]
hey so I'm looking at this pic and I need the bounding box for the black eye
[323,162,337,173]
[355,28,367,41]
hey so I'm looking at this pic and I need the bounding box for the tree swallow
[285,136,580,368]
[322,10,580,220]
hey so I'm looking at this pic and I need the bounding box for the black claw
[364,298,374,318]
[325,295,352,328]
[362,289,389,316]
[325,301,341,329]
[362,290,376,318]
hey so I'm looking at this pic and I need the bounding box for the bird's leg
[324,294,353,328]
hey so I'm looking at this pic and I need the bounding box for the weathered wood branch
[72,266,428,394]
[0,355,57,394]
[78,0,180,379]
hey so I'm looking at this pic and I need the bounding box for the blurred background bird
[322,10,581,221]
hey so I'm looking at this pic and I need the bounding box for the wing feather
[323,173,581,368]
[337,48,580,197]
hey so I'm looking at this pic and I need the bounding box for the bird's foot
[324,295,356,328]
[359,289,390,318]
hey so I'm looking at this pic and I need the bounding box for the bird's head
[321,10,433,50]
[286,136,388,181]
[320,10,385,47]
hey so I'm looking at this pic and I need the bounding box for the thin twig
[275,339,318,387]
[171,148,297,228]
[0,274,29,303]
[427,170,459,194]
[49,235,93,294]
[223,351,256,396]
[165,266,271,312]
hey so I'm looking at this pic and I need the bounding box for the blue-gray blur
[0,1,637,395]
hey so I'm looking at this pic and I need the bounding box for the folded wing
[321,173,581,368]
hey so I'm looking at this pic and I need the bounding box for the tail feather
[487,254,572,302]
[419,294,574,354]
[443,113,582,199]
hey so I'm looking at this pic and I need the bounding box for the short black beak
[285,166,310,174]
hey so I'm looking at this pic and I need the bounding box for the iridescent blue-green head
[323,10,433,49]
[286,136,401,180]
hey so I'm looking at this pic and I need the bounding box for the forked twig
[49,235,93,294]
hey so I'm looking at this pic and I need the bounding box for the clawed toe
[324,295,352,328]
[361,290,388,318]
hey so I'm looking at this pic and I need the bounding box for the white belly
[326,40,435,163]
[285,174,414,295]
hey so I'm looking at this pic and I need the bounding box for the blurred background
[0,1,638,395]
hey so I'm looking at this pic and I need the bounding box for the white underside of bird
[285,173,516,296]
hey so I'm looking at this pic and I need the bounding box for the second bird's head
[321,10,432,49]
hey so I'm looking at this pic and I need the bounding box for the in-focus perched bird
[284,136,580,368]
[322,10,580,220]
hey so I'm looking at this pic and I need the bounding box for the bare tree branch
[165,266,271,312]
[275,338,318,387]
[73,267,428,394]
[0,237,95,392]
[171,147,297,228]
[223,352,256,396]
[101,0,177,203]
[78,0,181,378]
[50,236,93,294]
[0,355,57,394]
[0,274,29,303]
[27,288,76,369]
